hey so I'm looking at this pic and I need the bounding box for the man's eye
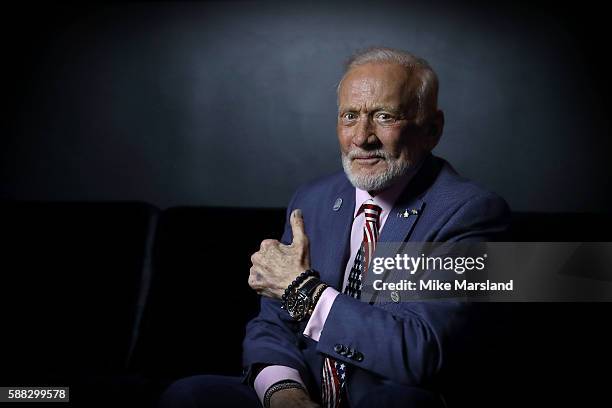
[343,113,357,120]
[376,113,395,122]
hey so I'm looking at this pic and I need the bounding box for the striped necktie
[321,203,382,408]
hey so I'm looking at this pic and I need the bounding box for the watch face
[287,291,310,320]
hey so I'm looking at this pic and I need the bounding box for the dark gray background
[3,1,610,211]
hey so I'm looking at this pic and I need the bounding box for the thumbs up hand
[248,209,311,299]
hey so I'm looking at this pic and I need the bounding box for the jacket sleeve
[241,187,312,387]
[315,192,510,386]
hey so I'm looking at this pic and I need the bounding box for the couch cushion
[0,201,158,384]
[130,207,286,380]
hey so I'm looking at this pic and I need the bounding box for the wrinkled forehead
[338,63,417,110]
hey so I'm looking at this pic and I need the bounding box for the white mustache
[346,150,389,160]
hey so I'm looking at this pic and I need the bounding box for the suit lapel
[320,179,355,291]
[378,199,424,244]
[378,153,439,244]
[361,154,441,304]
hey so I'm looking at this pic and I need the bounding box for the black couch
[1,200,610,407]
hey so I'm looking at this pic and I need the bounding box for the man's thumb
[290,209,306,244]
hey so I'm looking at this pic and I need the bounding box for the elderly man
[160,47,509,408]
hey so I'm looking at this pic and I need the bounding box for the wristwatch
[285,276,324,321]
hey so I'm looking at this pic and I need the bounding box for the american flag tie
[321,203,382,408]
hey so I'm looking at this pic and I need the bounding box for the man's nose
[352,115,376,147]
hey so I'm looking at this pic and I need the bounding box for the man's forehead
[339,63,412,107]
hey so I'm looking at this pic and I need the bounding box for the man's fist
[248,209,311,299]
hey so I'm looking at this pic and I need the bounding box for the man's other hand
[248,209,311,299]
[270,387,320,408]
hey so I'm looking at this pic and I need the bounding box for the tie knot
[358,203,382,223]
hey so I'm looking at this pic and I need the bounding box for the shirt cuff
[302,287,340,342]
[254,365,305,405]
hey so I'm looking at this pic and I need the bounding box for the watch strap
[297,277,322,298]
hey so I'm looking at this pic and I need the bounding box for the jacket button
[346,348,355,359]
[334,344,344,353]
[354,352,364,362]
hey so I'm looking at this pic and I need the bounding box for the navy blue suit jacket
[242,153,510,405]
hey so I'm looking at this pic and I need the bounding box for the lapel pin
[332,198,343,211]
[397,209,410,218]
[397,208,421,218]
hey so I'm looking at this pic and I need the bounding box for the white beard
[341,150,412,193]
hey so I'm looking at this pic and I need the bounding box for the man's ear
[425,109,444,151]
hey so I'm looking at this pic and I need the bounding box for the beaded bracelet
[280,269,319,309]
[307,283,329,316]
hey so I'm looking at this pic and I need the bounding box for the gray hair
[337,47,439,125]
